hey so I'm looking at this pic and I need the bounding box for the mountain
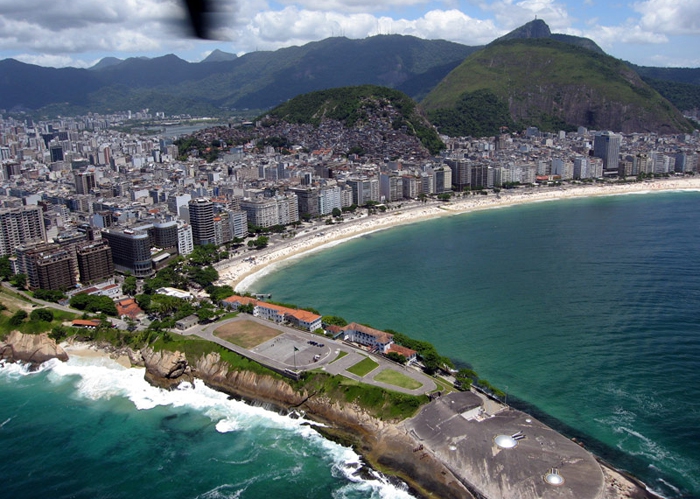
[88,57,123,71]
[165,35,479,110]
[0,59,103,111]
[1,25,697,130]
[627,64,700,111]
[422,34,693,135]
[0,35,475,116]
[493,19,604,53]
[202,49,238,63]
[264,85,444,154]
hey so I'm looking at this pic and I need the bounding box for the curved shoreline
[220,177,700,292]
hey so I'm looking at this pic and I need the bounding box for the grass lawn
[374,369,422,390]
[330,351,348,363]
[347,356,379,377]
[432,375,456,394]
[213,319,282,349]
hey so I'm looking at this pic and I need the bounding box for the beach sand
[218,177,700,292]
[62,341,133,368]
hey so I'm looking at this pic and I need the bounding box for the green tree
[49,326,68,341]
[206,285,235,303]
[196,308,216,322]
[332,207,342,218]
[122,276,137,296]
[189,266,219,287]
[421,350,443,374]
[135,293,152,311]
[386,352,407,364]
[11,273,27,289]
[248,236,269,249]
[33,289,66,302]
[9,310,28,326]
[322,315,348,327]
[69,294,117,316]
[30,308,54,323]
[0,256,13,280]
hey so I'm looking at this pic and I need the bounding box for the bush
[33,289,66,302]
[9,310,28,326]
[30,308,54,323]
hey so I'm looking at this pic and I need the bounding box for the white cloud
[12,53,96,68]
[480,0,572,31]
[585,24,668,47]
[226,7,500,52]
[274,0,431,14]
[633,0,700,35]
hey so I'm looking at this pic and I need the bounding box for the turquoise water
[0,357,413,499]
[251,191,700,499]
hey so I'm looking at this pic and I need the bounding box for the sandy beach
[217,177,700,292]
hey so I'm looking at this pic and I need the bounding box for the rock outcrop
[0,331,68,367]
[137,347,656,499]
[141,349,474,499]
[141,347,192,388]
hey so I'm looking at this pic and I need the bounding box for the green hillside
[422,38,693,135]
[264,85,444,154]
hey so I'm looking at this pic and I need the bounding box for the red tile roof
[72,319,102,327]
[343,322,394,344]
[387,344,417,358]
[116,298,143,319]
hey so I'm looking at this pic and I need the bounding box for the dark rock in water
[352,465,377,481]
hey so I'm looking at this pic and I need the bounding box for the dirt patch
[213,320,282,349]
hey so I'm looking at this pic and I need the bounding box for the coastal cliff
[142,348,474,499]
[137,348,657,499]
[0,331,68,367]
[0,333,659,499]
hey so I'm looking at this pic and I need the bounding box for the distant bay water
[250,190,700,499]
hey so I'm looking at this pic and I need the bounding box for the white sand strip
[219,177,700,292]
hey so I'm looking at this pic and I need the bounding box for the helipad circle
[544,471,565,486]
[494,434,518,449]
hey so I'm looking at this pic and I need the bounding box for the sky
[0,0,698,69]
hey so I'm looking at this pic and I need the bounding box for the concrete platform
[404,392,606,499]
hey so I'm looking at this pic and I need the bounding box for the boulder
[141,347,192,388]
[0,330,68,367]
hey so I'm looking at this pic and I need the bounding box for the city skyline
[0,0,698,70]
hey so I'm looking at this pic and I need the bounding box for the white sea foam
[6,353,415,498]
[0,417,11,428]
[0,357,61,378]
[195,483,247,499]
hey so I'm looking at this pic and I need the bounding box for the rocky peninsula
[0,331,660,499]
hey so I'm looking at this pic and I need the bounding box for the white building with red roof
[342,322,394,353]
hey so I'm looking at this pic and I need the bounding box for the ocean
[2,190,699,499]
[249,190,700,499]
[0,356,413,499]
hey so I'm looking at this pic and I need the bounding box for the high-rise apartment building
[74,171,96,195]
[0,205,47,257]
[346,177,379,206]
[101,228,153,277]
[76,240,114,284]
[15,243,78,291]
[593,131,621,172]
[177,222,194,256]
[188,198,215,246]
